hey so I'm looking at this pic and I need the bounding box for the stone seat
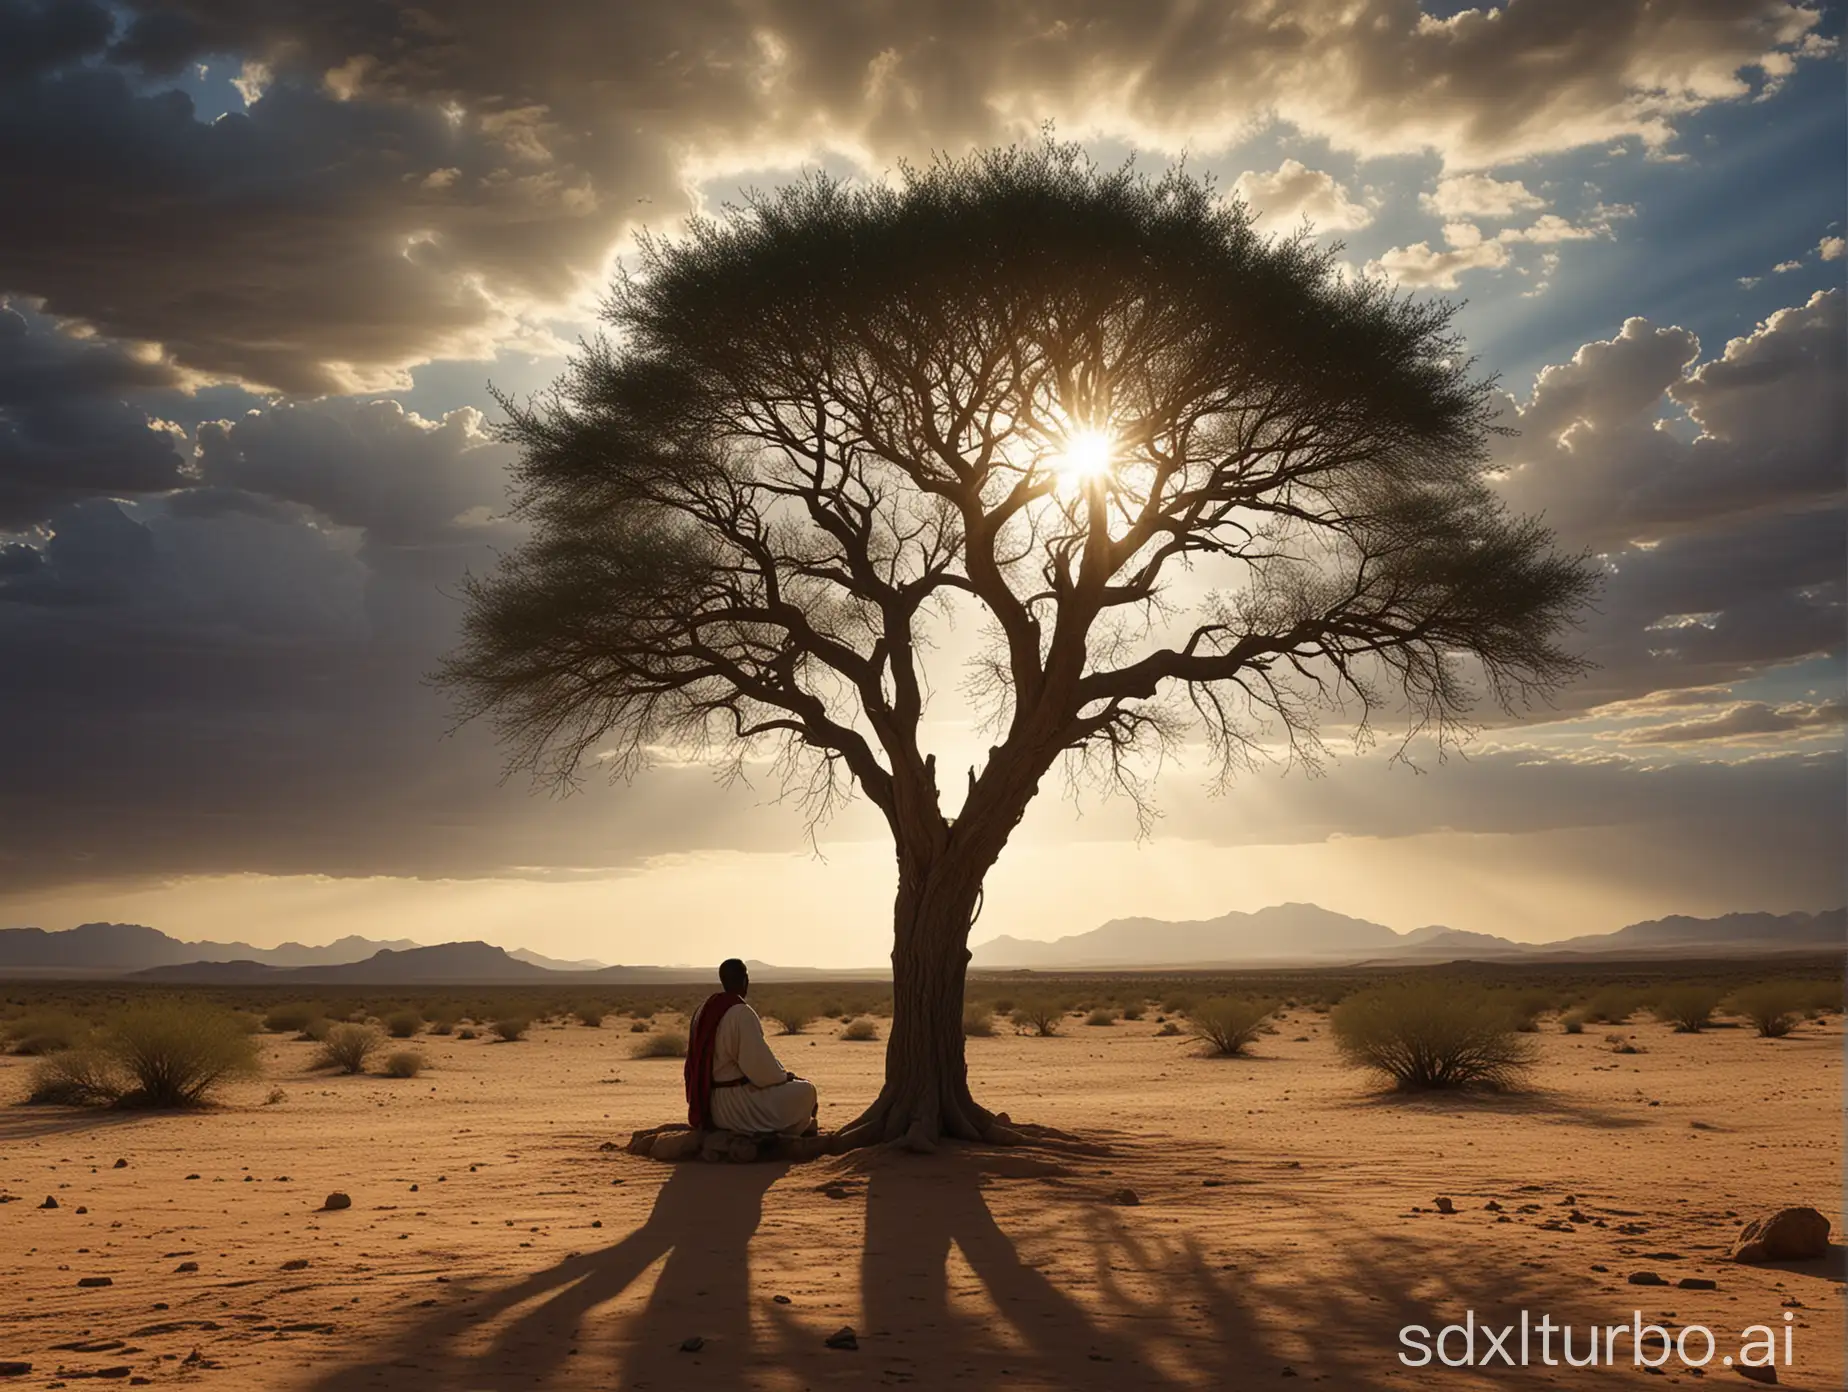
[626,1123,827,1164]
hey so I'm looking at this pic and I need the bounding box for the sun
[1050,428,1114,494]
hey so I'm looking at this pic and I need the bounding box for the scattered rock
[39,1197,57,1210]
[0,1365,30,1377]
[773,1294,791,1305]
[1569,1211,1590,1224]
[1729,1207,1830,1264]
[112,1160,127,1170]
[1281,1369,1297,1379]
[184,1174,200,1180]
[825,1326,858,1351]
[678,1336,704,1353]
[1202,1179,1225,1188]
[590,1220,602,1229]
[1626,1272,1667,1286]
[175,1262,198,1274]
[1590,1264,1609,1273]
[76,1277,113,1288]
[1433,1197,1455,1215]
[1733,1364,1777,1384]
[1108,1188,1140,1207]
[74,1207,87,1215]
[1677,1277,1717,1290]
[651,1131,703,1163]
[321,1192,352,1212]
[280,1259,310,1271]
[1483,1200,1502,1212]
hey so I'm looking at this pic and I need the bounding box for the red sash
[684,991,744,1128]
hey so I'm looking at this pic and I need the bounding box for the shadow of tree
[307,1160,789,1390]
[1338,1086,1652,1130]
[0,1105,173,1145]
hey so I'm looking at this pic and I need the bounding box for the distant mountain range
[2,905,1837,984]
[970,904,1844,969]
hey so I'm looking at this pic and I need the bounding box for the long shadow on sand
[307,1159,789,1390]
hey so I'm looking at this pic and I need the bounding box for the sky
[0,0,1842,966]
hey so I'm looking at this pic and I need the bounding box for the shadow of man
[311,1160,788,1391]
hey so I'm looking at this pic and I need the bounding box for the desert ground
[0,997,1840,1391]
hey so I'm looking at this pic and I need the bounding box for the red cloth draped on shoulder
[684,991,745,1128]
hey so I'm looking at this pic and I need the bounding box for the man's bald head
[719,958,748,995]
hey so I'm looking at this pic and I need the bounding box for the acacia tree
[440,144,1594,1149]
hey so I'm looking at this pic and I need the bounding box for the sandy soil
[0,1008,1839,1390]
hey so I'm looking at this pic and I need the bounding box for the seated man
[685,958,819,1137]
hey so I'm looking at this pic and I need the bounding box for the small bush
[489,1017,530,1042]
[1186,997,1278,1057]
[1162,994,1195,1015]
[457,1026,479,1040]
[962,1004,995,1037]
[263,1003,320,1034]
[264,1086,287,1104]
[107,1000,262,1106]
[1560,1011,1586,1034]
[1652,984,1723,1033]
[1120,1003,1145,1021]
[631,1030,688,1059]
[1580,987,1638,1025]
[299,1017,334,1043]
[575,1007,606,1028]
[1728,981,1808,1038]
[1009,997,1063,1037]
[1604,1032,1644,1055]
[769,999,815,1035]
[1332,983,1538,1091]
[5,1011,89,1056]
[1084,1007,1117,1027]
[426,1013,457,1036]
[385,1010,422,1039]
[27,1049,124,1105]
[628,1018,649,1033]
[315,1023,384,1074]
[1155,1020,1181,1036]
[990,997,1015,1015]
[383,1050,425,1078]
[841,1016,880,1041]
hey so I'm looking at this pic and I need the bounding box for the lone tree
[440,144,1594,1150]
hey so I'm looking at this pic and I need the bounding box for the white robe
[694,998,818,1136]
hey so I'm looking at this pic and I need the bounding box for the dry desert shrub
[1186,997,1278,1057]
[990,997,1015,1015]
[299,1017,335,1043]
[385,1010,422,1039]
[1084,1007,1117,1027]
[1652,984,1723,1033]
[767,998,815,1035]
[107,1000,262,1106]
[841,1016,880,1041]
[489,1017,530,1042]
[628,1019,649,1033]
[383,1050,425,1078]
[316,1023,385,1074]
[427,1012,458,1036]
[1009,997,1064,1037]
[631,1030,688,1059]
[457,1026,479,1040]
[1560,1010,1586,1034]
[575,1006,606,1027]
[1155,1020,1182,1036]
[1120,1003,1145,1021]
[1727,981,1808,1038]
[27,1049,125,1105]
[1333,983,1539,1091]
[263,1003,320,1034]
[962,1004,995,1037]
[1580,987,1639,1024]
[5,1011,90,1056]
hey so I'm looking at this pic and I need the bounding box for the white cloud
[1365,221,1512,288]
[1821,235,1846,261]
[1421,173,1545,219]
[1773,259,1802,273]
[1232,159,1373,231]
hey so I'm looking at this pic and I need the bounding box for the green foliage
[385,1010,422,1039]
[1333,983,1538,1091]
[315,1023,385,1074]
[1185,997,1278,1057]
[383,1050,425,1078]
[841,1016,880,1041]
[1652,984,1724,1033]
[263,1003,320,1034]
[27,1049,124,1105]
[631,1030,688,1059]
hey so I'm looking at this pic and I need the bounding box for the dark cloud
[0,306,192,528]
[1618,699,1848,744]
[0,0,1828,392]
[1490,290,1844,710]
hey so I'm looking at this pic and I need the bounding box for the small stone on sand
[825,1326,858,1350]
[678,1336,704,1353]
[1626,1271,1667,1286]
[76,1276,112,1288]
[1433,1197,1455,1214]
[321,1192,352,1212]
[39,1197,57,1210]
[1109,1188,1140,1206]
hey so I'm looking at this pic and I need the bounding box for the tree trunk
[833,850,1015,1151]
